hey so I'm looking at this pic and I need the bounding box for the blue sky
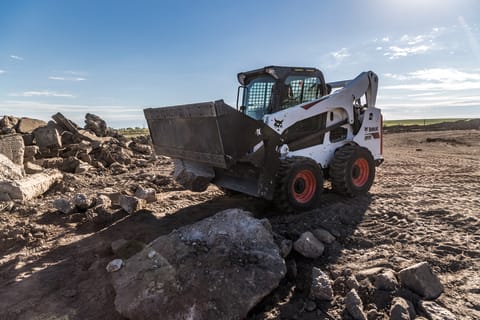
[0,0,479,128]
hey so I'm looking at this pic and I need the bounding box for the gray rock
[94,194,112,209]
[53,198,76,214]
[0,115,19,129]
[16,117,47,133]
[345,289,367,320]
[130,142,152,155]
[111,208,286,320]
[23,145,39,160]
[309,267,333,300]
[99,190,122,206]
[373,269,398,291]
[0,134,25,165]
[119,195,146,214]
[346,275,360,290]
[24,162,43,174]
[0,170,63,200]
[419,301,456,320]
[134,186,156,203]
[312,228,336,244]
[73,193,92,210]
[390,297,415,320]
[106,259,124,272]
[397,262,444,299]
[0,153,24,180]
[173,159,215,192]
[33,125,62,149]
[293,231,324,258]
[85,113,108,137]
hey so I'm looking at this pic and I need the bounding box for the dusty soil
[0,129,479,320]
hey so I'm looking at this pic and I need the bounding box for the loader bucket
[144,100,270,169]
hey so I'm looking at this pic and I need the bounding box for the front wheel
[330,145,375,197]
[275,157,323,213]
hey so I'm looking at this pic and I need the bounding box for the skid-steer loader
[144,66,383,212]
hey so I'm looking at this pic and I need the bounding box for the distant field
[117,127,149,137]
[116,118,473,136]
[383,118,470,127]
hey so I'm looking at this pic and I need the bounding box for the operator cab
[237,66,328,120]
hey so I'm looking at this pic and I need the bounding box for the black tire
[275,157,323,213]
[330,144,375,197]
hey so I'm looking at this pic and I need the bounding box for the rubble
[397,262,444,299]
[0,134,25,165]
[24,162,44,174]
[345,289,367,320]
[85,113,108,137]
[119,195,146,214]
[134,186,156,203]
[53,198,76,214]
[372,269,398,291]
[419,301,456,320]
[309,267,334,300]
[390,297,416,320]
[33,125,62,150]
[0,153,24,180]
[293,231,325,258]
[111,208,286,320]
[0,170,63,201]
[16,117,47,134]
[73,193,92,210]
[106,259,124,273]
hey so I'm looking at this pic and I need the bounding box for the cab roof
[237,65,324,86]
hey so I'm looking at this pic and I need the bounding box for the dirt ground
[0,129,479,320]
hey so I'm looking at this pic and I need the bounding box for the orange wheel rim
[291,170,317,203]
[352,158,369,187]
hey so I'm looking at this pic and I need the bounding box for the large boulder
[397,262,444,299]
[16,117,47,133]
[112,208,286,320]
[0,170,63,200]
[33,125,62,150]
[0,134,25,165]
[0,153,24,181]
[85,113,108,137]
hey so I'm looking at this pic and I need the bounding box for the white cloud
[384,44,432,59]
[49,76,87,81]
[331,48,350,61]
[9,90,75,98]
[383,68,480,91]
[64,70,87,76]
[378,28,443,59]
[0,70,5,74]
[10,55,24,61]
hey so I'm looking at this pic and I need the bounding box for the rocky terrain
[0,114,478,319]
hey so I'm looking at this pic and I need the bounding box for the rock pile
[0,113,154,203]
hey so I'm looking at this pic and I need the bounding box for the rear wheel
[330,145,375,196]
[275,157,323,213]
